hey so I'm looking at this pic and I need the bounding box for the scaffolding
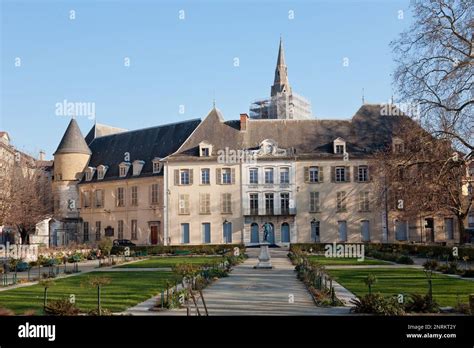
[249,92,312,120]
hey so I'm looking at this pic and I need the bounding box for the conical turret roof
[54,118,91,155]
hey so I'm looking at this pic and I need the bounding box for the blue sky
[1,0,412,159]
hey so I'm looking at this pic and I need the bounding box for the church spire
[271,37,291,96]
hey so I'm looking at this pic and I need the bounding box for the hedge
[290,243,474,260]
[111,244,245,256]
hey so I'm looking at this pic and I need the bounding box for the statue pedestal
[254,242,273,269]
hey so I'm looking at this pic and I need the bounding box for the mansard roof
[80,118,201,183]
[54,119,91,156]
[169,104,411,161]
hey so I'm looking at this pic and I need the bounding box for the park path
[125,247,351,316]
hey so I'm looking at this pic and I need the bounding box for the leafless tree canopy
[391,0,473,157]
[372,117,472,242]
[1,161,52,244]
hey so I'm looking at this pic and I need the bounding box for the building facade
[51,40,461,246]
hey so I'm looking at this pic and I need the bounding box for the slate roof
[170,104,411,161]
[54,119,91,155]
[85,123,128,145]
[80,119,201,182]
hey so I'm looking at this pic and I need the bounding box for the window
[358,166,369,182]
[264,168,274,184]
[265,193,274,215]
[119,166,126,177]
[222,168,231,184]
[335,167,346,182]
[180,169,190,185]
[97,167,105,180]
[95,190,104,208]
[311,221,320,242]
[201,147,210,157]
[82,191,91,208]
[334,138,346,154]
[359,191,370,211]
[250,193,259,215]
[394,142,404,153]
[178,194,190,214]
[361,220,370,242]
[309,167,319,183]
[309,192,320,212]
[201,168,210,185]
[249,168,258,184]
[152,161,162,174]
[83,222,89,242]
[335,145,345,154]
[151,184,159,205]
[131,186,138,206]
[118,220,124,239]
[280,192,290,215]
[336,191,347,212]
[202,223,211,244]
[119,163,130,178]
[181,223,190,244]
[85,171,93,181]
[200,193,211,214]
[444,218,454,240]
[117,187,125,207]
[131,220,138,240]
[95,221,101,241]
[280,168,289,184]
[223,222,232,243]
[338,220,347,242]
[221,193,232,214]
[397,165,405,181]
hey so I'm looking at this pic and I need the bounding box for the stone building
[52,40,461,246]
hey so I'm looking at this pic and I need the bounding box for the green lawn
[308,255,391,266]
[0,271,180,315]
[328,268,474,307]
[116,256,223,268]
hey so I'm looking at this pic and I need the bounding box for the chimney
[39,150,45,161]
[240,113,248,131]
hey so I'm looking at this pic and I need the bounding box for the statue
[263,222,272,243]
[255,222,273,269]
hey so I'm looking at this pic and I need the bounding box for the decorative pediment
[253,139,288,157]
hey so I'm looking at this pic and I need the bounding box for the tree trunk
[44,287,48,310]
[97,285,101,316]
[457,215,466,244]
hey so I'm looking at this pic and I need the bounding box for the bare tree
[373,117,472,243]
[4,163,53,244]
[391,0,473,158]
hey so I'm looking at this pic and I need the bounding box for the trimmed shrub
[396,255,414,264]
[405,294,440,313]
[44,299,80,316]
[351,294,405,315]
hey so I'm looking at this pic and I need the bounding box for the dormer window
[333,138,346,155]
[392,137,404,153]
[199,141,213,157]
[132,160,145,176]
[152,158,162,174]
[85,167,96,181]
[97,165,108,180]
[119,162,131,178]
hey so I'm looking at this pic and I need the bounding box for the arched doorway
[281,222,290,243]
[250,223,259,243]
